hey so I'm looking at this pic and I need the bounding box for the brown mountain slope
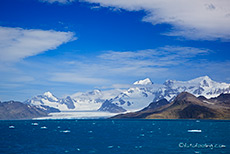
[112,99,170,119]
[112,92,230,120]
[0,101,48,120]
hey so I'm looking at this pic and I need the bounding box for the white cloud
[83,0,230,40]
[99,46,209,67]
[40,0,74,4]
[0,26,76,63]
[49,46,210,85]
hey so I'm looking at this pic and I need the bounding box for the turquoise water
[0,119,229,154]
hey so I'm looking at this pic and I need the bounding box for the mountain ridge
[0,101,49,120]
[23,76,230,113]
[112,92,230,119]
[100,76,230,113]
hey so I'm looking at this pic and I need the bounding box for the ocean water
[0,119,229,154]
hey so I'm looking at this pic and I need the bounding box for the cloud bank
[82,0,230,41]
[0,26,76,63]
[49,46,210,85]
[40,0,74,4]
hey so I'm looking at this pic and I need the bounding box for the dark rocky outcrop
[210,93,230,106]
[0,101,48,120]
[40,105,60,113]
[98,100,126,113]
[112,99,170,119]
[141,99,169,112]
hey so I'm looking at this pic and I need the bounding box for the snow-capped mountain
[100,76,230,112]
[155,76,230,102]
[100,78,158,112]
[25,76,230,113]
[24,91,71,111]
[133,78,153,85]
[69,89,124,110]
[25,89,123,111]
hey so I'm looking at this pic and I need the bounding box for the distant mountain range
[99,76,230,112]
[24,90,123,111]
[1,76,230,120]
[24,76,230,113]
[112,92,230,120]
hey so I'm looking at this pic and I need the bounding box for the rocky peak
[188,76,212,86]
[43,91,53,97]
[163,80,175,87]
[42,91,58,102]
[84,89,102,96]
[60,96,75,109]
[65,96,72,100]
[199,76,212,87]
[172,92,202,106]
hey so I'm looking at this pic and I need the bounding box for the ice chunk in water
[9,125,15,129]
[187,130,202,133]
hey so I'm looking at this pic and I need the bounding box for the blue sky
[0,0,230,101]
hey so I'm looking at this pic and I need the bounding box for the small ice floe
[135,146,142,149]
[148,131,153,133]
[107,146,113,149]
[187,130,202,133]
[76,148,81,151]
[140,134,145,137]
[60,130,71,133]
[88,130,93,133]
[220,145,226,148]
[9,125,15,129]
[40,126,47,129]
[31,123,38,126]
